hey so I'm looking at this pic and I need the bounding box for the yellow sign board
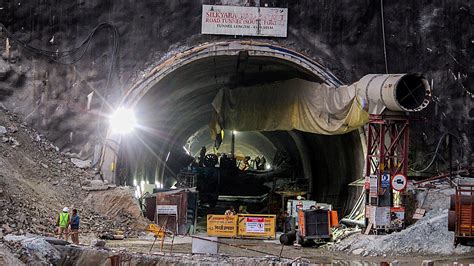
[206,215,238,238]
[237,214,276,239]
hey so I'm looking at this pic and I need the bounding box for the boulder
[70,158,91,169]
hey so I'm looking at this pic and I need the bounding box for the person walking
[56,207,70,240]
[69,208,80,244]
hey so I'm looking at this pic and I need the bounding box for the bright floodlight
[110,107,137,134]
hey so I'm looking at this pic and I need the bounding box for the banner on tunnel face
[202,5,288,37]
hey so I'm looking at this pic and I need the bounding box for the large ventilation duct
[351,73,431,114]
[210,73,431,136]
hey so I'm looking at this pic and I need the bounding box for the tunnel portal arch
[102,41,366,211]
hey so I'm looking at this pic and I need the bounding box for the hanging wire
[0,22,119,89]
[410,132,462,173]
[380,0,389,74]
[0,22,120,169]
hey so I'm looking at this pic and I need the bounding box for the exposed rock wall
[0,0,472,168]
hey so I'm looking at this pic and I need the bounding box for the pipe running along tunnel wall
[101,41,429,212]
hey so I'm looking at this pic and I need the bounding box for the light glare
[110,107,137,134]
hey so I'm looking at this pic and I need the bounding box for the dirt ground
[104,236,474,265]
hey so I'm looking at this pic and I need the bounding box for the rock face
[0,108,144,239]
[0,0,471,163]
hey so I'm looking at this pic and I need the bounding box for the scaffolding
[364,113,410,233]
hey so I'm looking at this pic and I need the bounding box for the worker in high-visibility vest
[56,207,70,240]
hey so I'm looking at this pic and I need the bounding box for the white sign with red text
[245,217,265,233]
[202,5,288,37]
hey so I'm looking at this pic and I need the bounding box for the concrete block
[192,236,219,254]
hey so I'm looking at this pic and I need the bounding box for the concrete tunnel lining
[102,41,366,211]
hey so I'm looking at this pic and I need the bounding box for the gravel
[332,187,474,256]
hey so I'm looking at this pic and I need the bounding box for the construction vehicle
[448,183,474,245]
[280,208,339,245]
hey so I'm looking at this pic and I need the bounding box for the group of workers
[56,207,80,244]
[238,155,267,171]
[195,146,268,171]
[224,205,248,215]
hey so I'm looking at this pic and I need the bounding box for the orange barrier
[206,215,238,238]
[330,210,339,227]
[237,214,276,239]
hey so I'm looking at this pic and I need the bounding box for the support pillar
[364,113,410,233]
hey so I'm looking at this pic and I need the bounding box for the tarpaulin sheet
[210,78,368,138]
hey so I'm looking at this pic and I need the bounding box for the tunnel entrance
[103,41,365,215]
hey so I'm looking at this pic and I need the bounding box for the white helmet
[63,207,69,212]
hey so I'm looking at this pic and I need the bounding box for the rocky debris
[83,187,148,231]
[331,187,474,256]
[90,180,105,187]
[7,125,18,133]
[4,234,61,263]
[70,158,91,169]
[4,234,295,265]
[81,179,117,191]
[0,125,6,135]
[333,209,473,256]
[91,239,106,247]
[0,108,144,240]
[0,243,24,265]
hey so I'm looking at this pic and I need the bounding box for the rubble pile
[0,243,24,265]
[0,107,145,242]
[3,234,296,265]
[331,186,474,256]
[83,187,148,230]
[333,209,473,256]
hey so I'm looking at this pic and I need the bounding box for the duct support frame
[364,113,410,234]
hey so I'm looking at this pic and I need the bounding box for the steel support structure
[365,113,410,232]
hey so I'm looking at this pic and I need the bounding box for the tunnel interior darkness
[114,46,365,213]
[395,74,430,111]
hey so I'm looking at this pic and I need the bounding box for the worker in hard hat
[56,207,70,240]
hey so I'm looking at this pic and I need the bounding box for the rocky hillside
[0,106,146,240]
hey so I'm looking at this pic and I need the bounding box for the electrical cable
[0,22,118,65]
[410,132,461,173]
[380,0,389,74]
[0,22,119,169]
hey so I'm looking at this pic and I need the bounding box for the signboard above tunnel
[201,5,288,37]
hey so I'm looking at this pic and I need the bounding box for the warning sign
[156,205,177,215]
[237,214,276,238]
[369,175,378,197]
[381,173,390,188]
[245,217,265,233]
[391,174,408,191]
